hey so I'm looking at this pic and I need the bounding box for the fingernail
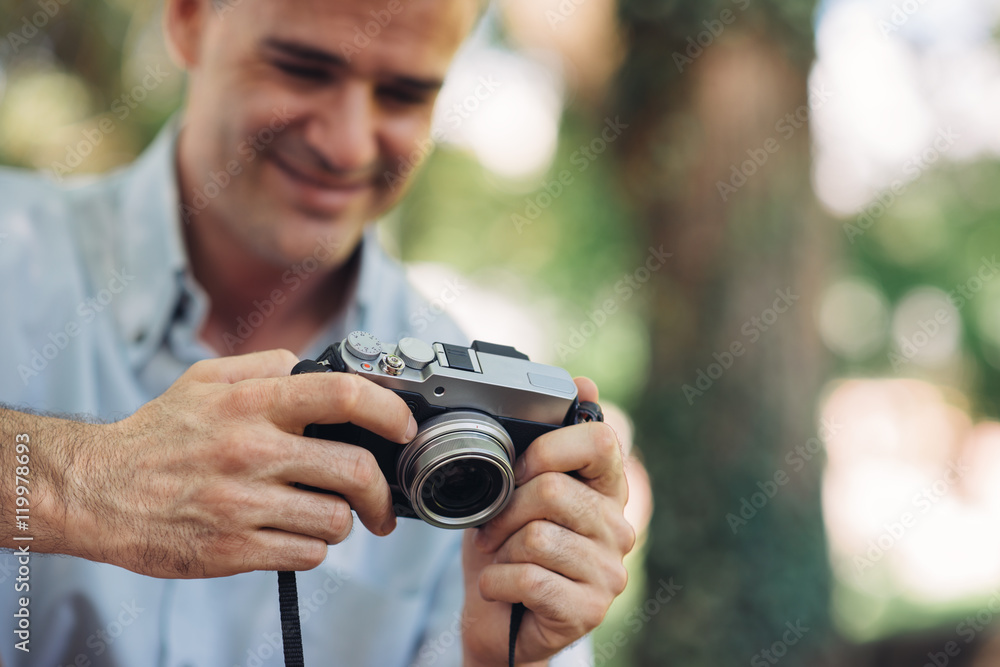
[514,456,527,483]
[405,416,418,441]
[382,515,397,535]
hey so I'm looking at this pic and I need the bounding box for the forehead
[218,0,478,76]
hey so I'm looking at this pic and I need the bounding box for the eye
[378,86,432,107]
[273,61,329,82]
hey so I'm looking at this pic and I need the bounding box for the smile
[267,151,372,212]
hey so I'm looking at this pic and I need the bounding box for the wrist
[3,411,110,560]
[55,420,118,562]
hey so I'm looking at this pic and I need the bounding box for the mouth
[266,151,372,213]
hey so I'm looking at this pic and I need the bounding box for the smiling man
[175,0,477,355]
[0,0,633,665]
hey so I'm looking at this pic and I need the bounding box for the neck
[181,217,358,357]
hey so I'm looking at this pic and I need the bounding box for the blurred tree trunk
[613,1,839,664]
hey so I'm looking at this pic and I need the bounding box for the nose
[305,81,379,175]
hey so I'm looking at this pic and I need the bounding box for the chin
[271,215,366,268]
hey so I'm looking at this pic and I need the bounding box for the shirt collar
[114,117,188,367]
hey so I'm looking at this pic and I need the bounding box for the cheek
[231,79,302,137]
[382,115,435,172]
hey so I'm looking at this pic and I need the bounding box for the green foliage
[837,160,1000,417]
[0,0,178,169]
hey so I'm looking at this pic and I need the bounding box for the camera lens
[423,458,503,518]
[397,412,515,529]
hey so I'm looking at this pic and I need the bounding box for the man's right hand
[50,348,416,578]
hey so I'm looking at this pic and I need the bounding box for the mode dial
[345,330,383,361]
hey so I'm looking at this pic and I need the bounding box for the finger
[186,349,301,383]
[262,486,358,545]
[477,563,607,637]
[492,520,612,586]
[475,472,633,555]
[516,421,626,502]
[261,372,417,443]
[573,376,599,404]
[244,528,331,573]
[279,435,396,536]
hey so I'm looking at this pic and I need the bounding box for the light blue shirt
[0,123,591,666]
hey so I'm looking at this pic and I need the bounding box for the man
[0,0,634,664]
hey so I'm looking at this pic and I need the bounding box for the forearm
[0,406,103,556]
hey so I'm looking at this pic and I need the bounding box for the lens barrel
[396,412,515,529]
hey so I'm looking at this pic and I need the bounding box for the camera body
[292,330,602,529]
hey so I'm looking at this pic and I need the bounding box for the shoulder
[0,167,135,322]
[0,167,78,272]
[0,164,127,248]
[0,164,58,198]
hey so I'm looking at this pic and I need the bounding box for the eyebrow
[261,38,445,93]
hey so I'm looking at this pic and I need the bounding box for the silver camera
[292,330,603,529]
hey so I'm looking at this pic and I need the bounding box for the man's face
[176,0,478,267]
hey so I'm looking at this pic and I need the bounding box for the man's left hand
[460,377,636,666]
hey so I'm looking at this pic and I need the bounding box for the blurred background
[5,0,1000,664]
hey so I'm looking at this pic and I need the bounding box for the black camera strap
[276,571,524,667]
[508,602,526,667]
[277,571,305,667]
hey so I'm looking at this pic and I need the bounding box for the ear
[163,0,211,70]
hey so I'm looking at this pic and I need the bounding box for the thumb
[573,376,599,404]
